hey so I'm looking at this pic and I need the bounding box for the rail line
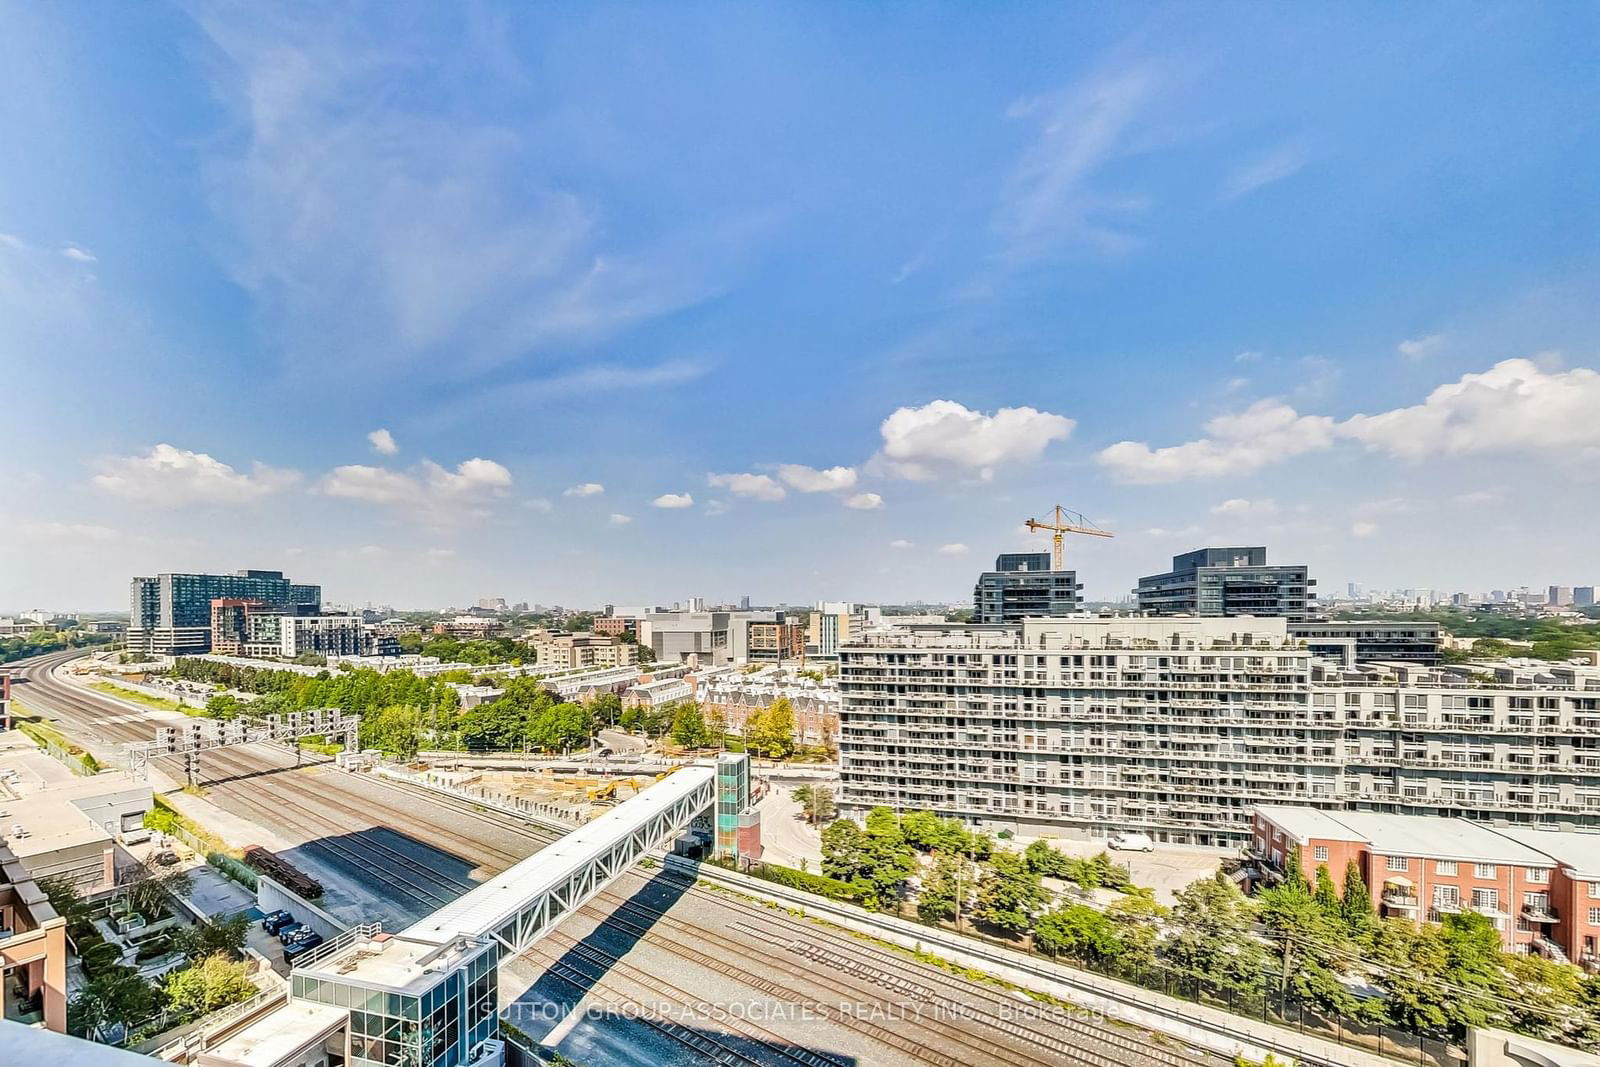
[528,928,851,1067]
[12,655,1223,1066]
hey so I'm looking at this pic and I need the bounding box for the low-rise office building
[1136,547,1315,620]
[746,621,805,663]
[839,617,1600,848]
[280,615,367,658]
[806,602,865,660]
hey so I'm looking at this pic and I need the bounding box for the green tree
[205,693,244,721]
[1282,843,1308,892]
[362,704,423,759]
[705,705,728,748]
[1034,903,1122,964]
[619,704,640,733]
[670,702,710,748]
[1024,840,1074,879]
[977,848,1048,936]
[173,914,250,961]
[1339,858,1377,943]
[457,699,527,749]
[1258,874,1360,1019]
[69,967,163,1039]
[163,953,257,1021]
[749,697,797,760]
[916,852,969,924]
[123,860,194,920]
[1502,952,1581,1042]
[791,784,836,825]
[1313,864,1341,916]
[36,875,93,934]
[588,692,623,728]
[1106,891,1168,974]
[1166,874,1267,998]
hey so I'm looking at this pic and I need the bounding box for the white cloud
[563,482,605,497]
[193,11,732,379]
[319,456,512,518]
[367,428,398,455]
[1099,357,1600,484]
[706,472,785,501]
[1144,524,1204,540]
[1397,334,1444,359]
[1098,400,1336,484]
[425,547,457,560]
[93,443,301,505]
[1223,143,1308,199]
[889,539,915,550]
[997,66,1156,261]
[607,512,633,526]
[1351,521,1379,538]
[652,493,694,509]
[776,464,857,493]
[1211,498,1277,516]
[876,400,1075,481]
[1340,357,1600,459]
[704,499,730,516]
[355,544,386,558]
[843,493,884,510]
[937,543,969,555]
[0,232,24,250]
[524,497,553,513]
[1452,488,1503,506]
[61,244,98,263]
[1234,350,1263,363]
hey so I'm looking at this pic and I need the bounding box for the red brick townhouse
[1251,805,1600,966]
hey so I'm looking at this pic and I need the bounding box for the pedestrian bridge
[402,763,717,954]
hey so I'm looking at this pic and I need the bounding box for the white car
[1107,832,1154,852]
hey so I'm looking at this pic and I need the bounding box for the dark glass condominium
[1136,547,1314,621]
[973,551,1082,623]
[128,569,321,654]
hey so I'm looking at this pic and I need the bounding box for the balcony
[1523,901,1559,924]
[1381,887,1419,913]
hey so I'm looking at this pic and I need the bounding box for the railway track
[529,927,851,1067]
[10,653,1224,1066]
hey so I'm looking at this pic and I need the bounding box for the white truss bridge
[402,763,716,955]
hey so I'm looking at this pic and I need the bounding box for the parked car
[260,910,293,934]
[1107,832,1154,852]
[277,922,308,944]
[283,933,324,960]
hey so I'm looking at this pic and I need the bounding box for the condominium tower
[973,552,1082,624]
[1136,547,1314,620]
[129,569,321,654]
[837,617,1600,848]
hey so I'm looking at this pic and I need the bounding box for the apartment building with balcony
[837,617,1600,849]
[1137,547,1315,621]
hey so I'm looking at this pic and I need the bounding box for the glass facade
[714,753,750,858]
[291,940,498,1067]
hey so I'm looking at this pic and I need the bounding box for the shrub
[207,852,258,891]
[746,861,864,904]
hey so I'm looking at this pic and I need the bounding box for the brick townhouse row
[1254,804,1600,967]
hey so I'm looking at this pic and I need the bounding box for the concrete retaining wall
[256,874,347,942]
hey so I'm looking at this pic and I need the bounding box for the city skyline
[3,4,1597,608]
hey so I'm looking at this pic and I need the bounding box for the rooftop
[1493,828,1600,879]
[295,931,485,995]
[198,1000,346,1067]
[1256,806,1561,867]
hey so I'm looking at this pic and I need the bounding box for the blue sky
[2,2,1597,610]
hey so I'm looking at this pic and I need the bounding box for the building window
[1475,863,1496,879]
[1314,846,1329,862]
[1387,856,1409,872]
[1435,885,1459,909]
[1591,883,1600,899]
[1527,868,1549,884]
[1472,888,1500,913]
[1589,907,1600,926]
[1436,860,1457,876]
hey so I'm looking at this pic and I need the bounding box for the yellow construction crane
[1024,504,1115,570]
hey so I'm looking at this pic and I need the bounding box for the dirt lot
[1016,834,1226,906]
